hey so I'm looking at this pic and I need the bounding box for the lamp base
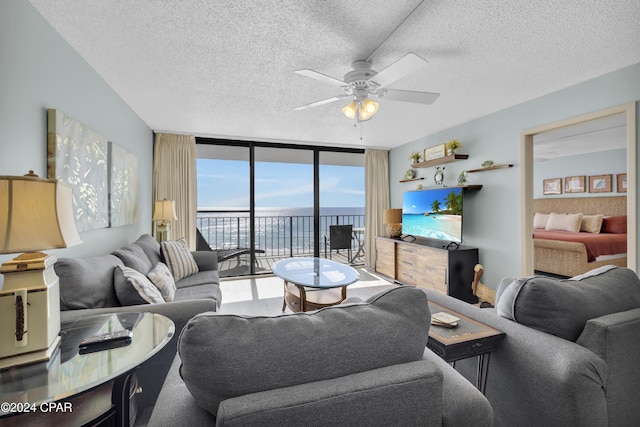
[154,222,171,242]
[0,253,61,364]
[0,335,61,370]
[385,223,403,239]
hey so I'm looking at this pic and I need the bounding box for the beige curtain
[364,149,390,268]
[153,133,197,249]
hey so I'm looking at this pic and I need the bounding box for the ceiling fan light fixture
[361,98,379,115]
[341,101,357,119]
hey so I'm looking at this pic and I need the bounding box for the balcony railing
[196,210,365,259]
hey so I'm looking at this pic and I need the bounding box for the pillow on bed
[533,212,550,229]
[602,215,627,234]
[545,212,583,232]
[580,214,604,234]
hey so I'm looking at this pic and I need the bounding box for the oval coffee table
[272,257,360,312]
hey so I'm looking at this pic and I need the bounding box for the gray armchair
[422,266,640,427]
[149,287,493,426]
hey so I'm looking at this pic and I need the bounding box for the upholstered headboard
[533,196,627,217]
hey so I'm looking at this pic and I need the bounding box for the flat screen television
[402,187,463,243]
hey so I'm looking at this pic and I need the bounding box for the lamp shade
[341,101,357,119]
[383,208,402,225]
[152,200,178,222]
[0,174,81,254]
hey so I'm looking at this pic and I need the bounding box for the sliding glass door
[196,139,364,278]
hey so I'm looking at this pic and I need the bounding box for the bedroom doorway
[521,102,637,276]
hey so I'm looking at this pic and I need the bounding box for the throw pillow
[132,234,163,266]
[114,265,165,305]
[178,286,430,417]
[601,215,627,234]
[147,262,177,302]
[533,212,550,229]
[112,243,153,274]
[545,212,583,233]
[580,214,604,233]
[161,238,199,281]
[498,267,640,341]
[55,255,123,310]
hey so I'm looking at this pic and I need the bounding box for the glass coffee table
[272,257,360,312]
[0,312,174,426]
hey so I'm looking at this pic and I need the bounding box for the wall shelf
[466,164,514,173]
[408,184,483,192]
[412,154,469,168]
[399,177,425,183]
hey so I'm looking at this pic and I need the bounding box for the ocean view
[402,213,462,242]
[197,207,365,256]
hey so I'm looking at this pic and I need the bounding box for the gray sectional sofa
[54,234,222,412]
[149,286,493,427]
[423,266,640,427]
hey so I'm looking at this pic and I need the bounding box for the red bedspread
[534,229,627,262]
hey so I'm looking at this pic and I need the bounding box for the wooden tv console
[375,237,478,303]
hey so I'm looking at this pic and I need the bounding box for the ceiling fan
[292,1,437,122]
[293,52,440,122]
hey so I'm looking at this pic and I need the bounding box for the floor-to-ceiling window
[196,139,364,278]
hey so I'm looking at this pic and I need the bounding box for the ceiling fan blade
[294,69,346,87]
[368,53,428,88]
[293,95,350,111]
[377,89,440,105]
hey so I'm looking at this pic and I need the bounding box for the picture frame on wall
[543,178,562,195]
[617,173,628,193]
[424,144,446,161]
[564,176,586,193]
[589,174,612,193]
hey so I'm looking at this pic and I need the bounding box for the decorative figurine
[434,166,445,186]
[458,170,468,186]
[482,160,494,168]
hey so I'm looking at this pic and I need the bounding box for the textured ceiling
[28,0,640,149]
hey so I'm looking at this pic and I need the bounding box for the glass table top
[0,312,174,415]
[272,257,360,288]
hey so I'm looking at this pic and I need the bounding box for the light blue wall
[534,149,626,198]
[390,63,640,288]
[0,0,153,284]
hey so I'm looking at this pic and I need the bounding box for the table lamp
[153,199,177,242]
[383,208,403,239]
[0,171,81,369]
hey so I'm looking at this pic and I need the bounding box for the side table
[0,312,174,426]
[427,301,504,394]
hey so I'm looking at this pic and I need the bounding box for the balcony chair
[324,224,353,264]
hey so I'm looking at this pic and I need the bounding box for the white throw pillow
[545,212,583,233]
[161,238,199,281]
[580,214,604,234]
[533,212,550,229]
[147,262,177,302]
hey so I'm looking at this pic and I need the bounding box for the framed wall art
[424,144,446,161]
[617,173,628,193]
[543,178,562,195]
[589,174,612,193]
[47,109,109,232]
[110,142,139,227]
[564,176,586,193]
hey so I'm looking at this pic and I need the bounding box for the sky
[402,187,462,214]
[197,159,365,209]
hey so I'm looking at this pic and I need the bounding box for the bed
[533,196,627,277]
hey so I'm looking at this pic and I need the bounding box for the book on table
[431,312,460,328]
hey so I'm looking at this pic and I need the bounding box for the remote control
[79,330,133,353]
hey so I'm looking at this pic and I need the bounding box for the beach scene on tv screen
[402,188,462,242]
